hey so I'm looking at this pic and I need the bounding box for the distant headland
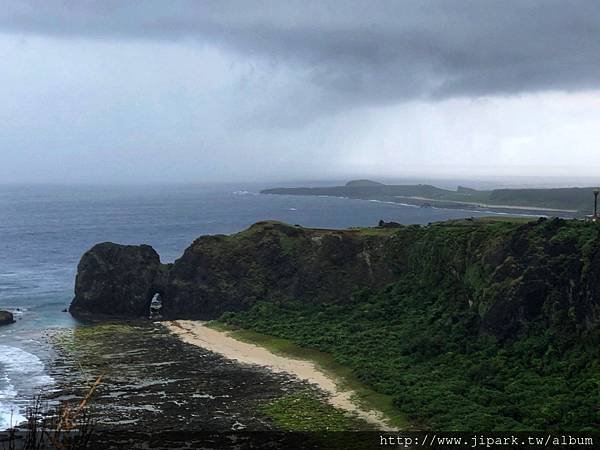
[260,179,600,217]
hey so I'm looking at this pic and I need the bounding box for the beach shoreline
[165,320,395,431]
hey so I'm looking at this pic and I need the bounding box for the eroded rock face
[163,221,395,319]
[69,242,168,319]
[69,222,395,321]
[69,219,600,340]
[0,310,15,326]
[475,218,600,339]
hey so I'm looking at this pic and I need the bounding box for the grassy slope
[219,218,600,431]
[259,392,374,431]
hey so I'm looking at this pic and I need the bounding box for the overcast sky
[2,1,600,184]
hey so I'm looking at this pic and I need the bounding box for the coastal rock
[163,221,395,319]
[69,219,600,339]
[69,242,169,319]
[70,222,395,321]
[0,310,15,326]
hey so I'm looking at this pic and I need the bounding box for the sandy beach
[165,320,395,431]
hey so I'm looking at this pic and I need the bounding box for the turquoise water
[0,183,515,429]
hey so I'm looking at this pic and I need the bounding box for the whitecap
[0,345,54,430]
[0,307,27,318]
[0,377,25,429]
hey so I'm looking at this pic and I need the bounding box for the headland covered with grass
[262,179,600,216]
[69,216,599,431]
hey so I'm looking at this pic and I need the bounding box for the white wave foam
[0,345,54,430]
[0,407,25,430]
[0,376,25,429]
[0,307,27,317]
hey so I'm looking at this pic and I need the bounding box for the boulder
[0,310,15,326]
[69,242,168,319]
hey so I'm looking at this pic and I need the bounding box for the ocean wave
[0,376,24,429]
[366,199,420,209]
[3,307,27,318]
[0,345,54,430]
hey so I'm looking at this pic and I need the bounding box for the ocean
[0,183,523,430]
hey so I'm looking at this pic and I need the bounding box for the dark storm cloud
[2,0,600,105]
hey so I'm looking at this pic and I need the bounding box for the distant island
[261,179,600,216]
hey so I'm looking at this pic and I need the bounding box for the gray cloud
[3,1,600,184]
[3,0,600,107]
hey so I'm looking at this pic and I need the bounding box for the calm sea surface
[0,183,521,429]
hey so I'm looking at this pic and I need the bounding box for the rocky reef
[70,218,600,340]
[0,310,15,326]
[48,323,321,433]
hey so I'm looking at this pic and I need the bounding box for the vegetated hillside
[219,218,600,431]
[345,179,385,187]
[261,183,462,201]
[261,180,600,213]
[71,218,600,430]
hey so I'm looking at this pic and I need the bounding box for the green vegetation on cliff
[71,216,600,431]
[221,218,600,431]
[208,321,410,429]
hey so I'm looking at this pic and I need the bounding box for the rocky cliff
[70,242,169,318]
[70,218,600,340]
[70,221,395,320]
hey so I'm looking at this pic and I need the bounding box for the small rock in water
[0,310,15,326]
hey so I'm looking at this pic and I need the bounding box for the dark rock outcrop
[163,221,395,319]
[70,222,395,320]
[0,310,15,326]
[69,219,600,340]
[378,220,402,228]
[69,242,169,319]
